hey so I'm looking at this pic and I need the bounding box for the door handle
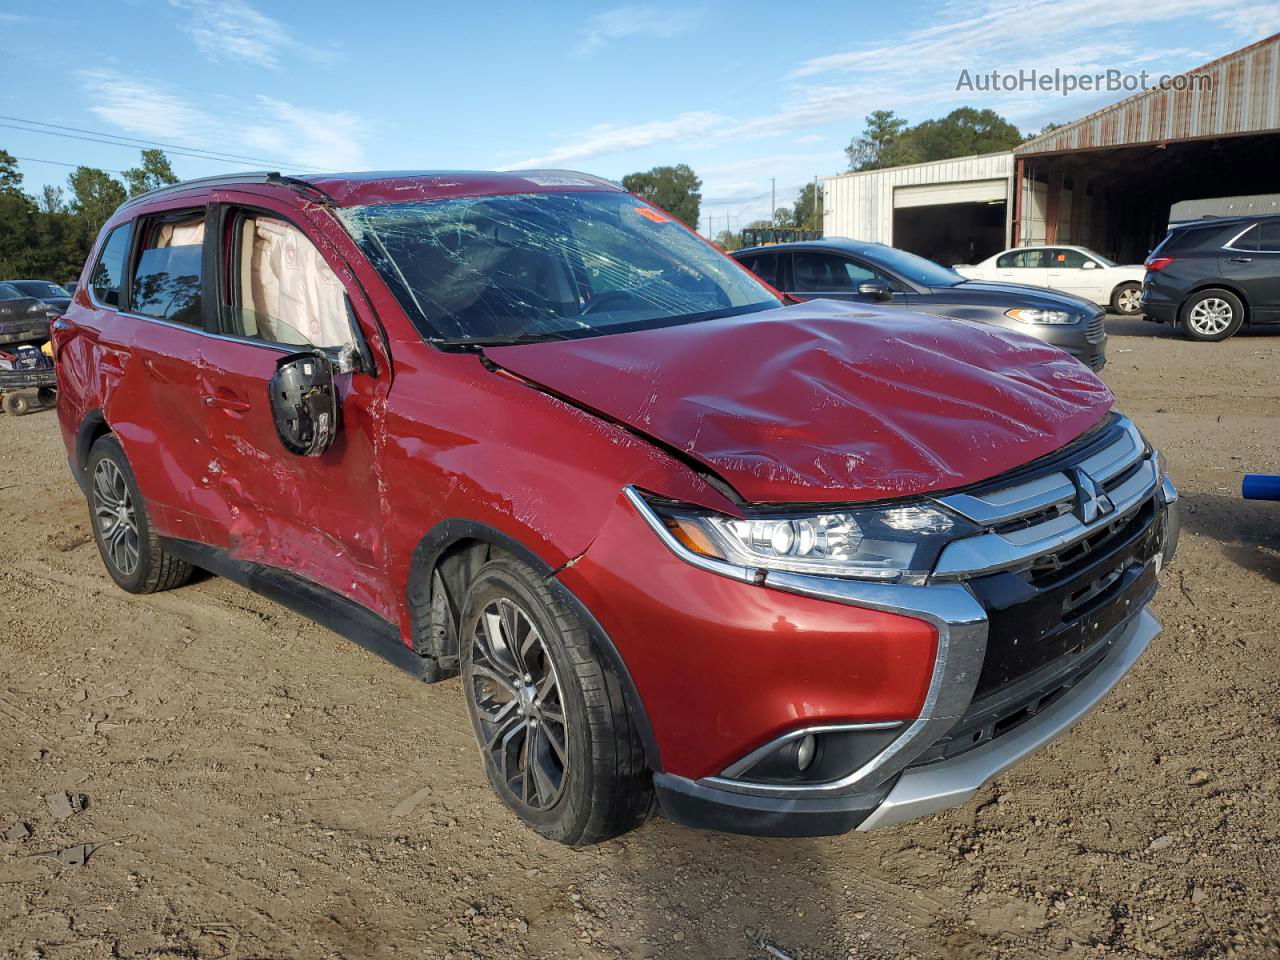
[204,394,251,412]
[1229,257,1253,263]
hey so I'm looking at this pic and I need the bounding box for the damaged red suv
[54,170,1179,844]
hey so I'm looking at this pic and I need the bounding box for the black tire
[37,386,56,406]
[459,556,651,845]
[2,393,30,416]
[85,434,194,594]
[1180,288,1244,342]
[1111,281,1142,315]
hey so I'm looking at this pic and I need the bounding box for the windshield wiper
[435,331,578,348]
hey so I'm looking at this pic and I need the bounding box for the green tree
[713,229,742,251]
[905,107,1025,161]
[38,184,67,214]
[845,107,1025,172]
[621,163,702,229]
[845,110,912,171]
[772,206,795,228]
[0,148,22,192]
[792,182,822,231]
[67,166,127,237]
[122,148,179,198]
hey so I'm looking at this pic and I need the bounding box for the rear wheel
[86,435,194,594]
[459,556,651,845]
[1180,288,1244,342]
[2,392,31,416]
[1111,282,1142,315]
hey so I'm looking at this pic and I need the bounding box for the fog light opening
[795,734,817,772]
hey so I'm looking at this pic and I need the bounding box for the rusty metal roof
[1016,33,1280,156]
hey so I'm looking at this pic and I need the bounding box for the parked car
[954,245,1145,315]
[0,282,52,345]
[732,239,1107,370]
[55,170,1177,844]
[3,279,72,317]
[1142,214,1280,341]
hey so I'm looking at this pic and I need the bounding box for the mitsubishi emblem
[1070,467,1114,524]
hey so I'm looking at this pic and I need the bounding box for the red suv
[54,170,1179,844]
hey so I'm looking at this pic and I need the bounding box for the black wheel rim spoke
[467,596,569,811]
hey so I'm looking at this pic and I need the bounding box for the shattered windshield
[339,191,779,345]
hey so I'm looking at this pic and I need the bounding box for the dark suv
[55,170,1176,844]
[1142,214,1280,341]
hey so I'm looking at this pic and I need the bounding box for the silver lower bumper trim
[857,607,1159,830]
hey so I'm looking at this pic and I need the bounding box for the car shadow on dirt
[604,818,849,957]
[1178,489,1280,584]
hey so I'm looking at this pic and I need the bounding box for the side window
[226,213,353,349]
[1051,248,1088,268]
[131,213,205,325]
[1256,221,1280,252]
[1001,249,1048,268]
[793,252,859,292]
[89,223,134,308]
[1229,225,1259,251]
[741,253,778,287]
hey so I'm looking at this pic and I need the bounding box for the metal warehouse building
[823,32,1280,266]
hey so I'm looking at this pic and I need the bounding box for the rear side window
[224,212,352,349]
[89,223,134,308]
[1257,220,1280,251]
[997,249,1048,268]
[740,253,778,287]
[131,213,205,325]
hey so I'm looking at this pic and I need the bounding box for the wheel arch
[406,519,661,770]
[1179,282,1252,325]
[74,409,112,492]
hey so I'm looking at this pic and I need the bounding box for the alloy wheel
[92,459,140,576]
[1117,288,1141,313]
[1187,297,1233,335]
[466,596,570,810]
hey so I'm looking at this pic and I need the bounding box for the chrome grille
[933,417,1156,578]
[1085,312,1106,343]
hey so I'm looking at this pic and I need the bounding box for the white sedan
[955,245,1145,314]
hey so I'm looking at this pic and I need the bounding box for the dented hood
[485,300,1114,504]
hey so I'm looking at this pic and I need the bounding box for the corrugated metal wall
[822,153,1013,243]
[1017,33,1280,155]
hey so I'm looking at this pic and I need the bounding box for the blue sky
[2,0,1276,233]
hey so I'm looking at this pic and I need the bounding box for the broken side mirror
[858,280,892,301]
[269,350,339,457]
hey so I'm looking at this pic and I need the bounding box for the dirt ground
[1,316,1278,960]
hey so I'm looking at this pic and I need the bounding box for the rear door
[994,248,1050,287]
[1221,221,1280,323]
[194,195,396,619]
[788,250,909,307]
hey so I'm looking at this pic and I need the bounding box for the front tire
[86,435,194,594]
[1111,282,1142,315]
[459,556,651,845]
[1180,288,1244,342]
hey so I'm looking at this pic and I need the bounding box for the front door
[1045,247,1100,302]
[787,250,909,307]
[994,248,1050,288]
[195,200,396,620]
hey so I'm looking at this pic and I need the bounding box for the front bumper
[656,607,1158,836]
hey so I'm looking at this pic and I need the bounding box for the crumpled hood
[486,299,1114,504]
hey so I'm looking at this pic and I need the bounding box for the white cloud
[574,5,700,55]
[168,0,339,69]
[501,111,724,169]
[80,68,215,141]
[1209,8,1280,39]
[240,96,367,170]
[77,70,366,171]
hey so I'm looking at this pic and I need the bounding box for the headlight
[1005,307,1076,325]
[633,490,978,583]
[27,303,46,316]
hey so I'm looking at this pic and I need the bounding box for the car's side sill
[159,538,434,681]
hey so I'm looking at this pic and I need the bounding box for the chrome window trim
[1220,222,1280,253]
[717,720,904,780]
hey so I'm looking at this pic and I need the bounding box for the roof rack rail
[117,171,334,211]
